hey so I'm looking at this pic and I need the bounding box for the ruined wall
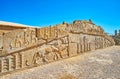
[0,20,115,75]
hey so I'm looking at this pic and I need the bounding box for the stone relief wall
[0,20,115,75]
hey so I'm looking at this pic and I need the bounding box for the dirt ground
[0,46,120,79]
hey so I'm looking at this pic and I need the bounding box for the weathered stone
[0,20,115,76]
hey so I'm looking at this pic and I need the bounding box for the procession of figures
[0,20,115,75]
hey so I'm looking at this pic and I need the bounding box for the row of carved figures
[0,45,69,74]
[0,53,23,73]
[0,35,114,75]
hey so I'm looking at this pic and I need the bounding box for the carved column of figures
[0,53,24,73]
[12,52,24,69]
[0,58,4,73]
[13,54,19,69]
[6,56,13,71]
[3,58,9,72]
[19,52,24,68]
[0,57,9,73]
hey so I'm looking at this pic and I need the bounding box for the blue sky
[0,0,120,34]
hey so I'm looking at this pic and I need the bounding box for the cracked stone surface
[0,46,120,79]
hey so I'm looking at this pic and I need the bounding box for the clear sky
[0,0,120,34]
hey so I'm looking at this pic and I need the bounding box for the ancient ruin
[111,30,120,45]
[0,20,115,75]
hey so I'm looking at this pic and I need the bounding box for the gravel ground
[0,46,120,79]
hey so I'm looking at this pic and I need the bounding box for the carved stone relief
[0,20,115,75]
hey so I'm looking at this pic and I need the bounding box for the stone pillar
[119,30,120,36]
[115,30,117,36]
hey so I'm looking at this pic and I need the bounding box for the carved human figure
[33,52,43,65]
[15,35,22,48]
[31,30,37,43]
[25,60,30,66]
[24,32,30,46]
[32,44,67,65]
[33,49,53,65]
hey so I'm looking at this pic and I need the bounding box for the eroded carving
[0,20,115,75]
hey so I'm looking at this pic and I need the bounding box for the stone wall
[0,20,115,75]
